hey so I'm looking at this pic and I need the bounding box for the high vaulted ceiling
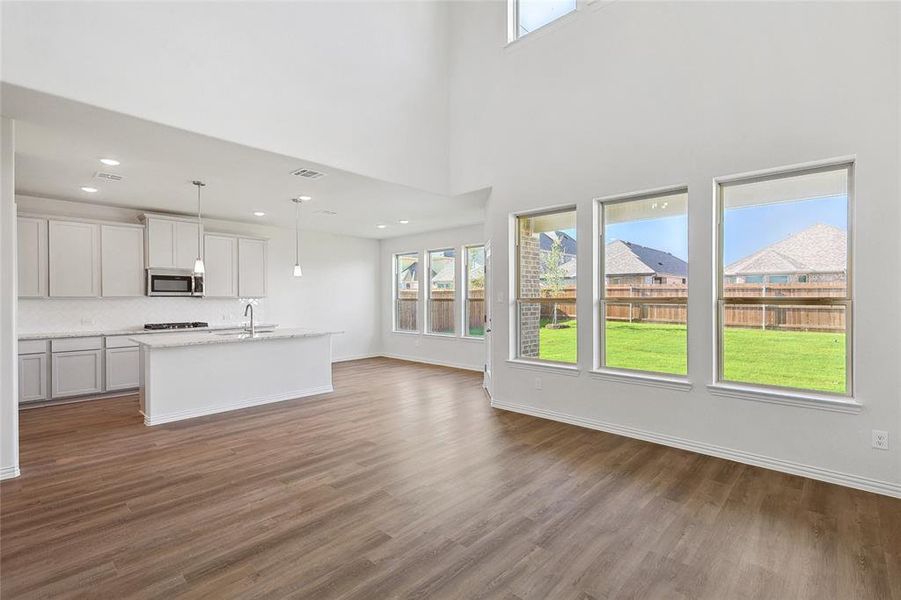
[3,85,487,239]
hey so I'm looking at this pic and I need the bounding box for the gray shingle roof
[605,240,688,277]
[725,223,846,276]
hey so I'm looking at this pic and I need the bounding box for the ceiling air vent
[94,171,123,182]
[290,168,326,180]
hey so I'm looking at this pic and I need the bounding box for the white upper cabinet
[101,224,145,297]
[48,220,101,297]
[175,221,200,270]
[238,237,268,298]
[17,217,48,298]
[204,234,238,298]
[144,215,200,270]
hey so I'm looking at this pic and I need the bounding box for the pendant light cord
[295,198,300,264]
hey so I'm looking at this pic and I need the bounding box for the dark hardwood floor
[1,357,899,599]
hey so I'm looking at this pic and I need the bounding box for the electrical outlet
[872,430,889,450]
[534,377,542,390]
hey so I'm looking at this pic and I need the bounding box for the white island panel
[136,331,335,425]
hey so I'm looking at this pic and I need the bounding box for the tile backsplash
[18,297,268,334]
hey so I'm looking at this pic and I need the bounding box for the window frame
[595,186,690,378]
[462,244,486,340]
[507,0,581,44]
[513,205,579,367]
[714,159,854,399]
[392,251,421,334]
[426,247,457,337]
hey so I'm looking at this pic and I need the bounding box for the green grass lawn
[536,320,846,393]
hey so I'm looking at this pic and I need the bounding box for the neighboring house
[430,259,456,289]
[604,240,688,285]
[398,260,418,290]
[536,234,688,287]
[724,223,847,284]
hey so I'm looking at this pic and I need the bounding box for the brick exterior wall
[518,217,541,358]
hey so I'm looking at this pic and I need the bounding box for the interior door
[483,240,492,396]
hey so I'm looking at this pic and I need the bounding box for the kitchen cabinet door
[145,217,176,268]
[17,217,48,298]
[48,220,101,297]
[238,238,267,298]
[204,234,238,297]
[175,221,201,270]
[52,350,103,398]
[101,224,145,296]
[105,347,139,391]
[18,353,48,403]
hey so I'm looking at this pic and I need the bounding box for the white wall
[1,118,19,480]
[17,196,381,362]
[380,224,486,371]
[0,1,450,194]
[449,1,901,494]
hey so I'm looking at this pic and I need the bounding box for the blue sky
[603,194,847,265]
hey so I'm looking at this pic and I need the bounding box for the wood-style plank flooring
[2,358,899,599]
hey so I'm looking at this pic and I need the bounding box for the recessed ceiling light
[376,224,387,229]
[80,186,99,193]
[298,195,312,201]
[399,220,409,224]
[99,158,120,166]
[253,211,266,217]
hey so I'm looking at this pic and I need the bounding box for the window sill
[706,383,862,414]
[391,330,419,336]
[423,332,457,339]
[590,369,692,391]
[460,336,486,343]
[505,359,580,376]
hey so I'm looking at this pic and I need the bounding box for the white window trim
[590,368,692,392]
[712,156,856,402]
[426,247,457,336]
[511,205,579,367]
[506,0,612,47]
[593,185,690,386]
[392,251,421,335]
[706,383,862,414]
[462,244,486,340]
[506,358,581,376]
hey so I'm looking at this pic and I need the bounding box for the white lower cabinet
[105,347,140,391]
[18,353,49,403]
[52,350,103,399]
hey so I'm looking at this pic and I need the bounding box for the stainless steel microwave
[146,269,204,297]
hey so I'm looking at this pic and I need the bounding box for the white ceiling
[2,85,487,239]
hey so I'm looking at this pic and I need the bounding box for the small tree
[543,238,566,327]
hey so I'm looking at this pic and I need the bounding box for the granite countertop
[18,324,279,341]
[128,327,342,349]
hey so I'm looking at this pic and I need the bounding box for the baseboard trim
[143,385,334,426]
[333,353,382,363]
[491,399,901,499]
[0,465,21,481]
[381,353,483,373]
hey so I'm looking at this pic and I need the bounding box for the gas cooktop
[143,322,209,330]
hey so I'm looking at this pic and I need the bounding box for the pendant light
[291,197,309,277]
[192,180,206,275]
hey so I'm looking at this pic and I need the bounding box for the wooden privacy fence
[401,284,846,333]
[535,283,846,332]
[396,289,486,333]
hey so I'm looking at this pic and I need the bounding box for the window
[464,245,486,338]
[717,163,851,395]
[508,0,576,42]
[599,190,688,376]
[394,252,419,332]
[515,208,577,364]
[427,249,456,335]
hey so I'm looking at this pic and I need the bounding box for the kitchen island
[130,328,340,425]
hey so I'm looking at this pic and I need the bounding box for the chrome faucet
[243,303,255,336]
